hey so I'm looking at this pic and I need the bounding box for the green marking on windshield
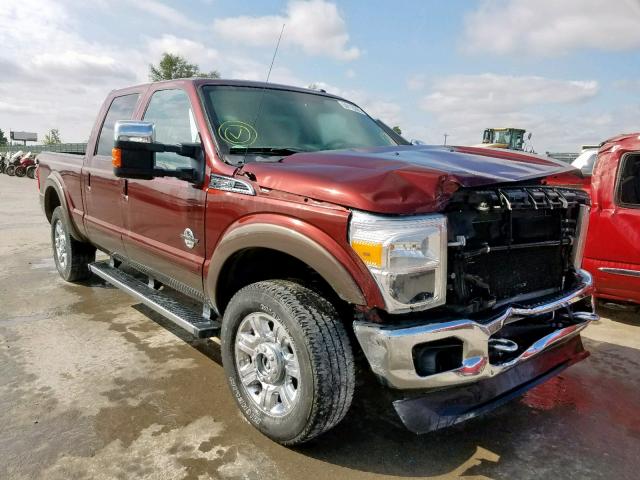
[218,121,258,147]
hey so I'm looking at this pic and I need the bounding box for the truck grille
[445,186,589,314]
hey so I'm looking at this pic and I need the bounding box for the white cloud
[463,0,640,55]
[32,51,135,82]
[420,73,604,151]
[422,74,598,115]
[128,0,198,30]
[213,0,360,61]
[0,0,140,141]
[147,35,219,71]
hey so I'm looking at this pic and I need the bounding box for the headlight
[349,211,447,313]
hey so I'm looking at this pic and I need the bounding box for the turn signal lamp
[112,148,122,168]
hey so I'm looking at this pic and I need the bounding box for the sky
[1,0,639,153]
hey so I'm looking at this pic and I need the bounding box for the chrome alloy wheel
[54,220,67,270]
[234,312,300,417]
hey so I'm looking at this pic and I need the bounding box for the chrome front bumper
[353,269,597,390]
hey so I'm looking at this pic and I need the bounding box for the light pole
[443,133,449,146]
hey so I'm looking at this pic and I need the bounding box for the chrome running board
[89,260,219,338]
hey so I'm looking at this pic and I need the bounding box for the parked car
[582,134,640,305]
[37,79,597,445]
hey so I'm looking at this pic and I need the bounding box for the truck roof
[600,132,640,151]
[110,78,348,102]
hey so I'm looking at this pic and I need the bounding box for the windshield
[201,85,397,163]
[487,129,525,149]
[571,150,598,174]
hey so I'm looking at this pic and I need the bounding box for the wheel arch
[206,219,369,315]
[43,174,85,241]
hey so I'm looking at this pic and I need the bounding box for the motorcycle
[26,157,38,179]
[4,150,24,176]
[0,154,7,174]
[15,152,35,178]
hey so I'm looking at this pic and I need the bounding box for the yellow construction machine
[478,128,533,152]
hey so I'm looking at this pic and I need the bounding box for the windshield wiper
[229,146,308,156]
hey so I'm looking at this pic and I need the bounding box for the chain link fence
[0,143,87,155]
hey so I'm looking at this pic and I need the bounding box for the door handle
[123,179,128,198]
[86,172,91,191]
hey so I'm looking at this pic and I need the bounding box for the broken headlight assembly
[349,211,447,313]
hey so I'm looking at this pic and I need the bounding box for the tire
[26,166,36,179]
[51,206,96,282]
[6,165,15,176]
[15,166,26,177]
[221,280,355,445]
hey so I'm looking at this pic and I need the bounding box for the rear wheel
[15,166,26,177]
[5,165,15,176]
[51,207,96,282]
[26,166,36,179]
[221,280,355,445]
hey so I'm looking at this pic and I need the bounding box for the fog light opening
[412,338,463,377]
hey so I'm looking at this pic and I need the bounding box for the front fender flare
[206,220,368,312]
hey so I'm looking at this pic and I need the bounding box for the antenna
[240,23,286,167]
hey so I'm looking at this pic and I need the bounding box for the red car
[583,134,640,305]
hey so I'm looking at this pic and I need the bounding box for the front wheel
[15,166,26,177]
[221,280,355,445]
[26,166,36,179]
[51,207,96,282]
[5,165,15,176]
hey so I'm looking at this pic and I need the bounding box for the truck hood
[243,145,580,214]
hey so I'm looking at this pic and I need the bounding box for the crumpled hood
[242,145,580,214]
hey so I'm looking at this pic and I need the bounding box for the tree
[43,128,62,145]
[0,128,7,146]
[392,126,402,135]
[149,53,220,81]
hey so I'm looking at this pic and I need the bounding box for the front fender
[205,215,382,312]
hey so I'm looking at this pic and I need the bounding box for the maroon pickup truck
[38,79,597,445]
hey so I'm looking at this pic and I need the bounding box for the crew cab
[583,134,640,305]
[37,79,597,444]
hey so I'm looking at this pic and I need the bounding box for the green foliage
[149,53,220,81]
[43,128,62,145]
[0,128,7,146]
[392,126,402,135]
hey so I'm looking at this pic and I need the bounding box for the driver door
[122,88,207,293]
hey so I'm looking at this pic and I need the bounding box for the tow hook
[489,338,519,353]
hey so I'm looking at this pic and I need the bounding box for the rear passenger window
[95,94,140,156]
[618,154,640,206]
[143,89,199,170]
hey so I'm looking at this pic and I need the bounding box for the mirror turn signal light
[112,148,122,168]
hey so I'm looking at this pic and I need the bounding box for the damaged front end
[353,186,597,433]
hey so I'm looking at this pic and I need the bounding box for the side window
[96,94,140,156]
[143,89,199,170]
[618,154,640,206]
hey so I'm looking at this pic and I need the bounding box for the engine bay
[445,186,590,315]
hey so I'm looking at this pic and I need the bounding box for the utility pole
[443,133,449,145]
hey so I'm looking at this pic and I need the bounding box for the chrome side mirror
[114,120,155,144]
[112,119,203,184]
